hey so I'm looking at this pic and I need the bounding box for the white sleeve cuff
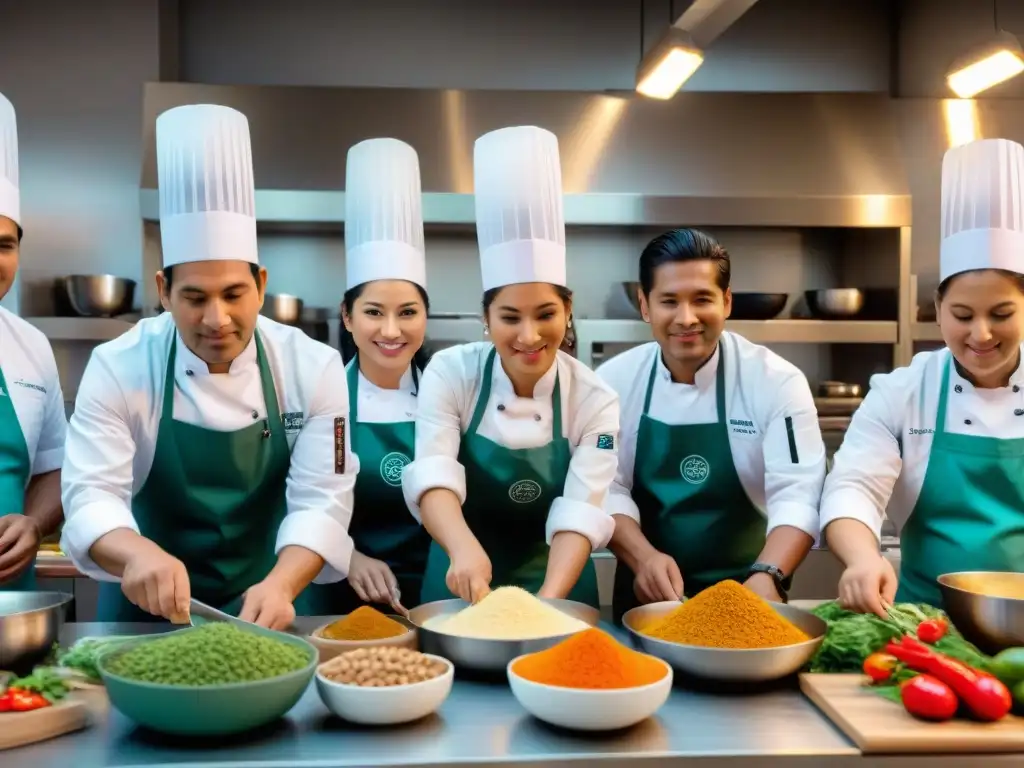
[59,501,139,582]
[32,447,64,476]
[604,491,641,523]
[766,501,821,539]
[401,455,466,521]
[276,510,354,584]
[820,488,884,542]
[546,497,616,550]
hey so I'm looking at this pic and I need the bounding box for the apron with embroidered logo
[420,347,599,607]
[0,365,36,591]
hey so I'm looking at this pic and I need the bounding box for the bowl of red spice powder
[507,628,672,731]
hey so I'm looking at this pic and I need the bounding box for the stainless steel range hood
[139,83,911,228]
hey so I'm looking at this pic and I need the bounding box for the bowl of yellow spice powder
[309,606,417,661]
[622,580,826,682]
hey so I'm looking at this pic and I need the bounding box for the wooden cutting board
[801,673,1024,754]
[0,693,93,751]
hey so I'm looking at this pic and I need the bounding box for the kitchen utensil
[804,289,864,319]
[261,294,303,325]
[818,381,862,398]
[96,625,317,736]
[408,598,599,672]
[61,275,136,317]
[621,600,825,682]
[315,654,453,725]
[307,616,417,663]
[729,292,788,320]
[605,282,643,320]
[188,598,301,636]
[937,571,1024,653]
[0,591,74,672]
[801,673,1024,754]
[0,694,92,751]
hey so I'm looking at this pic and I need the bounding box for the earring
[483,325,490,336]
[567,318,573,329]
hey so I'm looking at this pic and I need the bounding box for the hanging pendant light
[636,28,705,100]
[946,1,1024,97]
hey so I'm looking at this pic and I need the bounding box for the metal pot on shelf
[57,274,136,317]
[261,294,303,325]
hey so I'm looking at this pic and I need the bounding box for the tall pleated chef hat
[474,126,566,291]
[940,137,1024,282]
[156,104,258,268]
[0,92,19,227]
[345,138,426,290]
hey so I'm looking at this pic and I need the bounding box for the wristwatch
[747,562,790,602]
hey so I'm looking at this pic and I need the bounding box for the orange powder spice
[512,628,667,689]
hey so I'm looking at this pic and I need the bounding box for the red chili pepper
[900,674,959,721]
[863,652,898,682]
[6,688,50,712]
[917,618,949,644]
[0,691,13,713]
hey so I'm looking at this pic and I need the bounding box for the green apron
[97,331,300,621]
[0,366,36,590]
[612,346,766,622]
[305,360,429,614]
[898,358,1024,606]
[420,347,599,607]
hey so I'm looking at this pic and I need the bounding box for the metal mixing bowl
[63,274,136,317]
[408,598,599,672]
[261,294,304,325]
[938,572,1024,654]
[621,600,826,682]
[805,289,865,319]
[730,292,789,320]
[0,591,74,672]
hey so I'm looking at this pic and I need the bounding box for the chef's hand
[744,572,784,602]
[240,578,296,631]
[447,542,492,604]
[632,551,684,604]
[121,545,191,623]
[0,514,42,584]
[348,551,400,604]
[838,555,898,618]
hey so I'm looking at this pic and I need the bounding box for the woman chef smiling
[401,126,620,606]
[822,138,1024,615]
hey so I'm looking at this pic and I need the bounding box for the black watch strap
[748,562,790,602]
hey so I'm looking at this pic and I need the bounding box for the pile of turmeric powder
[639,580,810,649]
[318,606,408,641]
[512,628,667,689]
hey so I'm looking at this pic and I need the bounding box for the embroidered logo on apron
[379,451,411,487]
[680,454,710,484]
[508,479,542,504]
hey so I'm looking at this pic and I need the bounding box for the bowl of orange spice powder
[622,580,826,682]
[308,607,417,662]
[507,628,672,731]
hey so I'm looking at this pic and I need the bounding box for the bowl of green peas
[96,622,318,736]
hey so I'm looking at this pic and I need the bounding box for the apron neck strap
[936,357,953,436]
[644,344,725,420]
[469,346,562,436]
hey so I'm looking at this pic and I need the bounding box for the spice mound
[104,623,311,685]
[513,628,667,689]
[639,580,810,649]
[425,586,589,640]
[318,606,407,641]
[320,647,448,687]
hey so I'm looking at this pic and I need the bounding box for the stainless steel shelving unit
[25,317,136,342]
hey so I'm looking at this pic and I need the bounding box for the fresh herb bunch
[58,636,137,681]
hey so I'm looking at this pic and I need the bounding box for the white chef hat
[0,92,19,227]
[940,137,1024,282]
[344,138,426,290]
[474,126,566,291]
[156,104,258,268]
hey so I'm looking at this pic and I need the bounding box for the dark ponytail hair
[339,281,434,376]
[481,284,576,350]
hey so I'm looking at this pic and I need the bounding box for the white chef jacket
[820,345,1024,540]
[348,360,418,424]
[401,342,620,550]
[0,307,67,479]
[596,333,825,539]
[60,312,358,584]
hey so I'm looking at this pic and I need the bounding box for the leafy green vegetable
[57,636,137,681]
[8,667,70,703]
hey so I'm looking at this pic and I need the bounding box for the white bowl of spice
[315,647,454,725]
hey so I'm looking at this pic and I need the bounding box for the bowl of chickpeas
[315,646,454,725]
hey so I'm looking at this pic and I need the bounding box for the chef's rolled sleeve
[402,362,467,518]
[281,353,357,583]
[761,371,825,538]
[60,356,140,581]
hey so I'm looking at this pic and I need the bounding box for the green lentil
[105,623,310,686]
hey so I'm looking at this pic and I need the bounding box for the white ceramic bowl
[506,654,673,731]
[307,618,418,662]
[315,654,454,725]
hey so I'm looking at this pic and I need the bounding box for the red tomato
[863,652,898,682]
[900,674,958,721]
[916,618,949,644]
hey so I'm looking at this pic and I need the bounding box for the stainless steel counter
[8,619,1022,768]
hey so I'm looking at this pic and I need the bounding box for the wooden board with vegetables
[0,668,91,751]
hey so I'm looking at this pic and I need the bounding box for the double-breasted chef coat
[597,333,825,618]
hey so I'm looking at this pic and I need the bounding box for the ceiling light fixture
[946,1,1024,97]
[636,28,704,100]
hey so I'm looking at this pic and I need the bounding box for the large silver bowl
[408,598,599,672]
[0,591,74,671]
[805,289,864,319]
[261,294,304,325]
[621,600,826,682]
[938,572,1024,654]
[63,274,136,317]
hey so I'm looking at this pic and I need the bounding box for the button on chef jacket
[597,333,825,538]
[401,341,619,550]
